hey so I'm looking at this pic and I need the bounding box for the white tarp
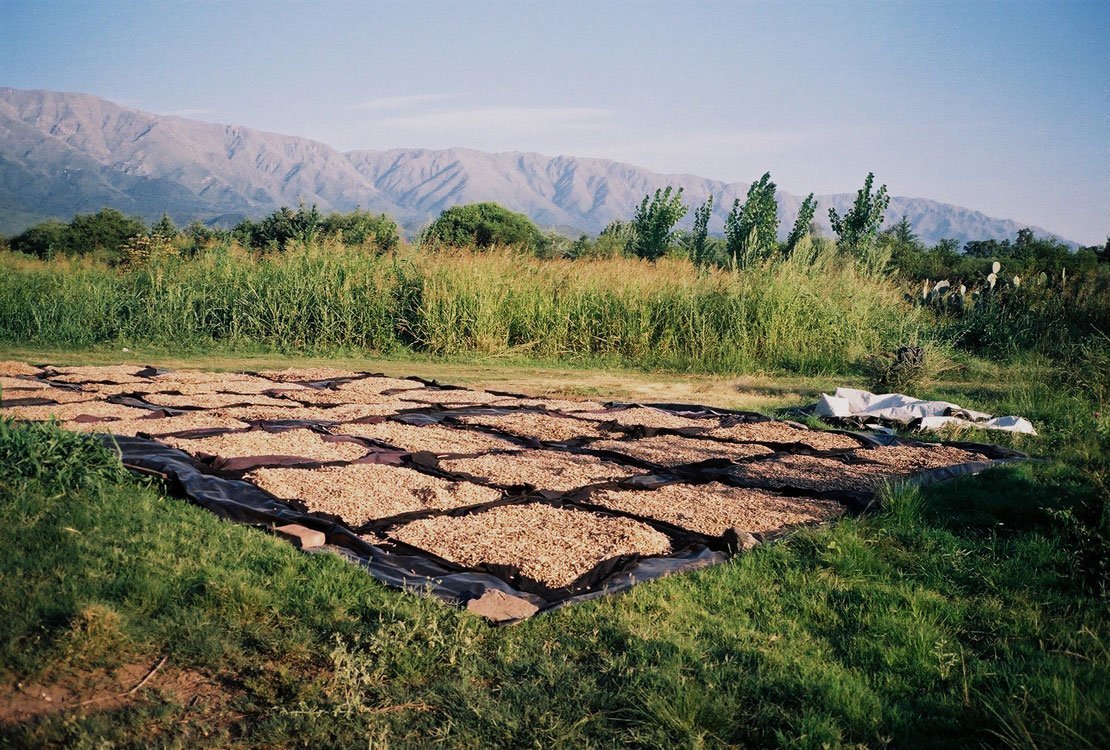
[814,387,1037,435]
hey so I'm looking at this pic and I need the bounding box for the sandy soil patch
[456,412,604,442]
[589,435,773,466]
[589,483,844,537]
[248,464,501,525]
[162,428,369,462]
[439,450,630,491]
[331,421,518,454]
[708,421,864,450]
[389,503,671,588]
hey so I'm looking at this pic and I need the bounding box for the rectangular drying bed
[0,362,1027,621]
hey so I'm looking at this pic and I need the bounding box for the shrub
[421,203,545,252]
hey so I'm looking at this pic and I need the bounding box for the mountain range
[0,87,1075,245]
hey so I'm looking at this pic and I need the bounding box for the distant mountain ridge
[0,87,1077,245]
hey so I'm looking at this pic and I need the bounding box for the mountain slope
[0,87,1076,245]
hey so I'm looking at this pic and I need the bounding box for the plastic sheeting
[814,387,1037,435]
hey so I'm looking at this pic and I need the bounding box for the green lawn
[1,351,1106,748]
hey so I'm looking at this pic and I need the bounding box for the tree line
[3,173,1106,279]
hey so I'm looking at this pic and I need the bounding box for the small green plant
[0,417,126,490]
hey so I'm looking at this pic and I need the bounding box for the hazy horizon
[2,0,1107,244]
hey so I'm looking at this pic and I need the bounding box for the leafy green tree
[785,193,817,255]
[237,204,323,251]
[725,173,779,266]
[690,195,713,266]
[320,210,399,251]
[151,213,178,238]
[421,202,546,252]
[630,186,688,261]
[828,172,890,255]
[9,220,69,258]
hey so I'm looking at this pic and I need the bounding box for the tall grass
[0,241,925,373]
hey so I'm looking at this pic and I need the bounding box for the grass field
[1,347,1106,748]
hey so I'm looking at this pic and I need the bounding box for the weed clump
[0,417,126,490]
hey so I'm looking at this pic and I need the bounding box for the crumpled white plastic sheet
[814,387,1037,435]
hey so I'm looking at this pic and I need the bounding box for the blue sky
[1,0,1107,243]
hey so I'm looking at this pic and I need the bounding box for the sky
[1,0,1107,244]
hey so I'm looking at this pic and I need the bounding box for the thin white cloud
[164,107,214,117]
[371,106,615,133]
[354,93,460,111]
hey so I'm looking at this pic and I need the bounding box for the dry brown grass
[247,464,501,526]
[0,361,42,376]
[0,386,96,404]
[439,450,630,491]
[721,446,982,493]
[330,422,518,454]
[48,365,149,383]
[258,367,363,382]
[389,503,672,588]
[162,429,369,462]
[856,444,987,471]
[143,393,292,409]
[708,421,864,450]
[337,377,426,395]
[65,413,250,437]
[2,400,152,422]
[588,483,844,537]
[588,436,773,466]
[585,407,720,431]
[456,412,604,442]
[398,389,508,406]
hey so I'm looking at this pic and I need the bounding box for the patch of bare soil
[439,450,630,491]
[708,421,864,450]
[0,659,225,726]
[588,483,844,537]
[456,412,604,442]
[389,503,671,588]
[248,464,501,525]
[162,428,369,463]
[589,435,773,466]
[330,421,518,454]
